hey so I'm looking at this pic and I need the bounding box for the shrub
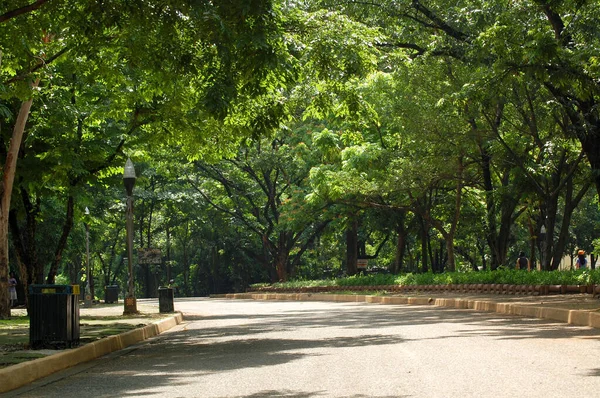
[261,269,600,290]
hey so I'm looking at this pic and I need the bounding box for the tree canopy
[1,0,600,317]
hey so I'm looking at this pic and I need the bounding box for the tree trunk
[546,86,600,215]
[289,221,331,278]
[393,219,407,274]
[182,242,189,296]
[418,215,428,273]
[444,235,456,272]
[260,233,278,283]
[527,215,538,271]
[8,209,31,310]
[487,176,520,269]
[274,244,289,282]
[0,85,37,318]
[496,190,519,268]
[346,220,358,276]
[0,231,10,319]
[46,195,75,283]
[480,138,501,269]
[9,187,42,284]
[577,106,600,207]
[90,265,96,301]
[444,156,464,272]
[551,179,592,270]
[540,188,560,271]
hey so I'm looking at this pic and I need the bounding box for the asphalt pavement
[0,299,183,394]
[2,292,600,395]
[223,291,600,329]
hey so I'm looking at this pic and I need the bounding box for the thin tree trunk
[46,195,74,283]
[419,215,428,273]
[551,179,592,270]
[0,81,37,318]
[393,219,407,274]
[346,220,358,276]
[9,210,32,313]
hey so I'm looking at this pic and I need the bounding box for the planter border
[250,283,597,296]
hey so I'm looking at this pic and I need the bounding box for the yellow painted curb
[0,312,183,394]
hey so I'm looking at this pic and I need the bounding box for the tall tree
[0,0,295,317]
[190,133,331,282]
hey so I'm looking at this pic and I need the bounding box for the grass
[0,313,164,369]
[0,352,46,367]
[0,316,29,347]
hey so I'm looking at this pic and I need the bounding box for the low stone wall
[249,283,600,296]
[220,291,600,330]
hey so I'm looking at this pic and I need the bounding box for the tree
[312,0,600,207]
[189,132,331,282]
[0,0,296,317]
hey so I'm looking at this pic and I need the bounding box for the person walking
[575,250,587,269]
[8,271,17,307]
[516,251,531,271]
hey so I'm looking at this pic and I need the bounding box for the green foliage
[264,269,600,290]
[0,316,28,327]
[54,274,71,285]
[4,0,600,298]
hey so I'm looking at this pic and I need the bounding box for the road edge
[0,312,184,394]
[218,293,600,329]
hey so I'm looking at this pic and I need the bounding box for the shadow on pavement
[11,300,600,397]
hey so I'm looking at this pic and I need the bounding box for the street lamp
[84,207,92,308]
[539,224,547,271]
[123,158,138,315]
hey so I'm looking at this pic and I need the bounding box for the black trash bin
[29,284,80,349]
[105,285,119,304]
[158,287,174,313]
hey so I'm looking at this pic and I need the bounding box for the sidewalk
[0,300,183,394]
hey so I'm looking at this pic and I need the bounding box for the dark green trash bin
[158,287,174,313]
[105,285,119,304]
[29,284,80,349]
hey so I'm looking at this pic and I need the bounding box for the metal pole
[124,194,137,313]
[123,158,138,315]
[84,222,92,307]
[540,225,547,271]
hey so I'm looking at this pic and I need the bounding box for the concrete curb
[0,312,184,394]
[221,292,600,329]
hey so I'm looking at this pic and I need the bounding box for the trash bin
[29,284,80,349]
[158,287,174,313]
[105,285,119,304]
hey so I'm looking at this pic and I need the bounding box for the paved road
[8,298,600,397]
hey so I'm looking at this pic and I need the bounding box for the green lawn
[0,314,161,368]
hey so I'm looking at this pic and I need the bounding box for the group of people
[516,250,589,270]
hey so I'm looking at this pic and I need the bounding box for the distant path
[8,298,600,397]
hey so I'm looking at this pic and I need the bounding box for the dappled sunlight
[11,299,600,397]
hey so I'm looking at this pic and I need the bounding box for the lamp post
[84,207,92,308]
[539,224,547,271]
[123,158,138,315]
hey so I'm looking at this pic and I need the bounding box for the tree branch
[6,46,71,85]
[0,0,49,24]
[411,0,470,42]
